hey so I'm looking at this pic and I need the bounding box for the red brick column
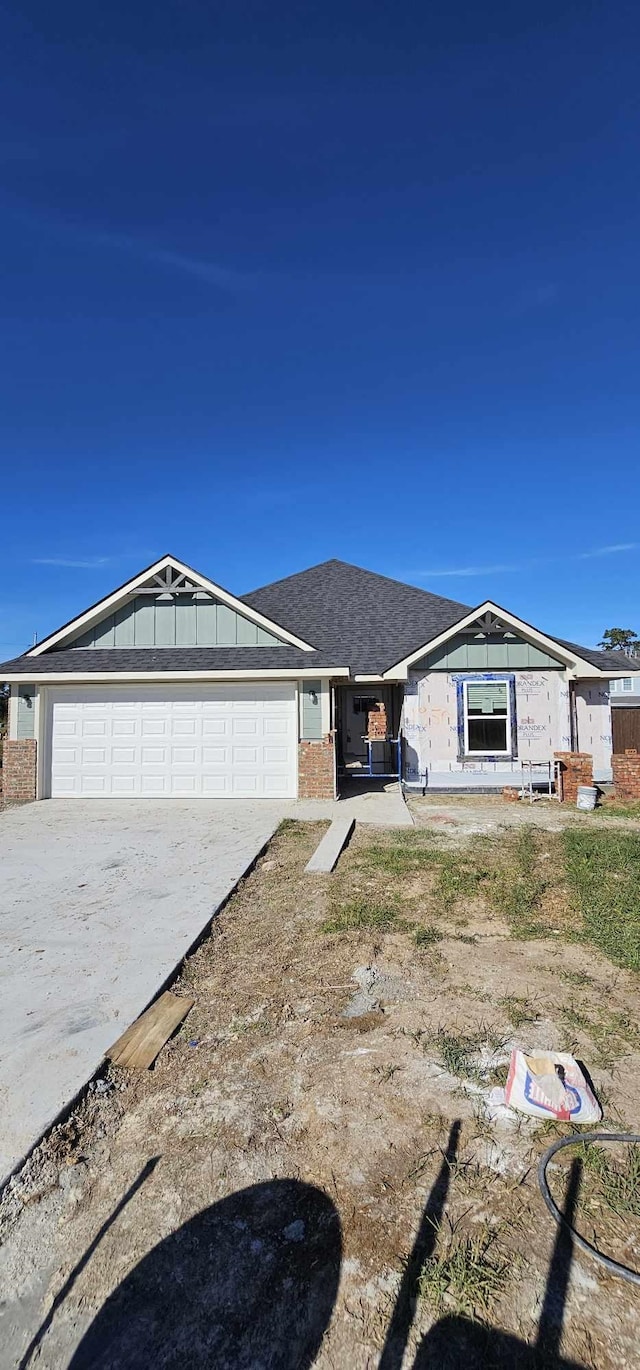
[554,751,593,803]
[298,734,336,799]
[612,749,640,801]
[367,702,387,739]
[2,739,37,804]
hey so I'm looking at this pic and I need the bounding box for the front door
[342,691,377,759]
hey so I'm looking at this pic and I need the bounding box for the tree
[599,627,639,655]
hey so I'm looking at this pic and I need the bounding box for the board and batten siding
[300,680,323,739]
[16,685,36,739]
[421,633,564,671]
[72,596,281,649]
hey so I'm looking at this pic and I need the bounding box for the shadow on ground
[67,1177,341,1369]
[381,1122,586,1370]
[26,1124,588,1368]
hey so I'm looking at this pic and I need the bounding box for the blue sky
[3,0,639,658]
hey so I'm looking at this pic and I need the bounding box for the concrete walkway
[293,786,413,827]
[0,800,287,1185]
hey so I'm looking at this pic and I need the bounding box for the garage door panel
[173,718,197,735]
[49,685,297,798]
[112,746,136,764]
[141,775,168,795]
[82,720,107,736]
[201,775,229,795]
[111,775,136,795]
[112,719,136,736]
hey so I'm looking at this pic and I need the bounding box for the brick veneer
[611,749,640,800]
[2,738,37,804]
[298,735,336,799]
[554,751,593,803]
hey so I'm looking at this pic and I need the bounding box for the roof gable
[28,555,315,657]
[382,601,607,678]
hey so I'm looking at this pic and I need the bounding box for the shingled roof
[244,559,640,676]
[1,558,636,679]
[243,559,472,674]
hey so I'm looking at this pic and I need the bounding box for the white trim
[463,679,511,757]
[382,601,603,679]
[8,685,19,739]
[320,680,331,734]
[27,554,315,656]
[2,668,350,684]
[35,686,45,799]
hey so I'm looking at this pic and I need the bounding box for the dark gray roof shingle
[243,559,471,675]
[555,639,640,673]
[0,646,338,675]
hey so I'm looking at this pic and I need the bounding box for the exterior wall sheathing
[402,670,575,788]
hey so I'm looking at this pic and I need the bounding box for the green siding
[72,596,282,648]
[420,633,564,670]
[17,685,35,739]
[301,680,323,738]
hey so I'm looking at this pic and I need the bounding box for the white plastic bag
[504,1049,601,1123]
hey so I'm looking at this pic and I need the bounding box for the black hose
[538,1131,640,1285]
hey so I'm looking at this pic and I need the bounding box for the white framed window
[463,680,511,755]
[623,677,633,692]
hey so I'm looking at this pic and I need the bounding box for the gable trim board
[3,668,349,684]
[382,601,601,679]
[27,555,315,657]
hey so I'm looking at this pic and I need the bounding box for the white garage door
[47,685,298,798]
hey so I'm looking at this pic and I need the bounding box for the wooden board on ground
[106,991,194,1070]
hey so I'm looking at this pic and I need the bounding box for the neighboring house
[610,675,640,701]
[1,555,638,803]
[609,670,640,754]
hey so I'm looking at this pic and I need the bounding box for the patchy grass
[579,1140,640,1218]
[414,923,443,948]
[418,1224,509,1322]
[561,1003,640,1069]
[558,967,596,989]
[498,994,540,1029]
[434,854,489,906]
[593,800,640,821]
[321,895,401,934]
[563,828,640,970]
[358,832,489,911]
[489,827,548,937]
[425,1026,507,1085]
[358,831,442,875]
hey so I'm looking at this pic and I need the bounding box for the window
[353,695,380,715]
[623,678,633,693]
[463,680,511,755]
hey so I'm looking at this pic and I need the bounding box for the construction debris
[105,992,194,1071]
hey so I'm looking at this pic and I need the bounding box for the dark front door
[612,707,640,754]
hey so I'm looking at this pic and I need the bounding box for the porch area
[335,684,404,789]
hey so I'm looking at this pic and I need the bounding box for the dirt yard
[2,798,640,1369]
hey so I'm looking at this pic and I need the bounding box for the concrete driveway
[0,800,289,1185]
